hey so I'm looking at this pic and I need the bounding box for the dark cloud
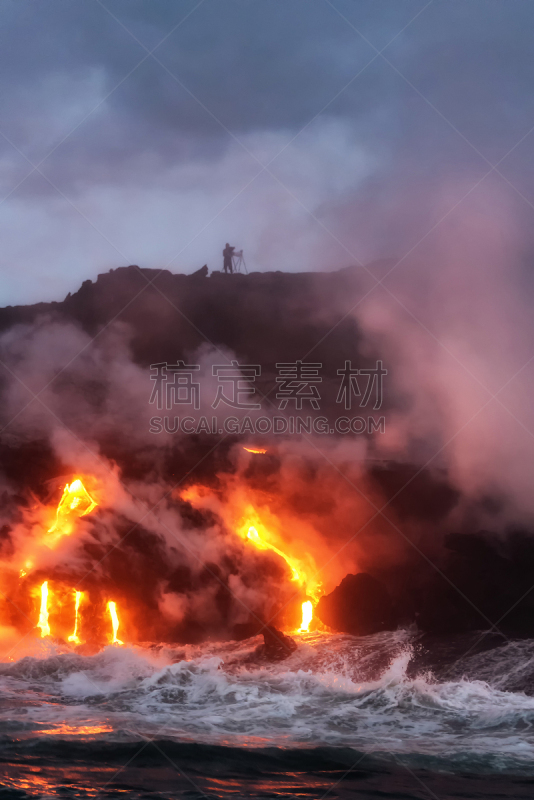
[1,0,534,303]
[4,0,533,169]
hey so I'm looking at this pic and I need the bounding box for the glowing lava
[242,522,320,632]
[243,447,267,454]
[48,479,97,538]
[37,581,50,637]
[19,560,32,578]
[246,526,300,582]
[68,590,84,644]
[107,601,123,645]
[300,600,313,632]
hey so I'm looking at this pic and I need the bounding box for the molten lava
[48,479,97,538]
[68,591,84,644]
[107,601,123,645]
[19,560,32,578]
[20,478,114,647]
[300,600,313,632]
[246,526,301,582]
[37,581,50,637]
[243,447,267,454]
[12,468,329,650]
[241,520,320,632]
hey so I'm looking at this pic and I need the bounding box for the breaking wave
[2,629,534,778]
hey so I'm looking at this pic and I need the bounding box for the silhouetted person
[223,243,235,274]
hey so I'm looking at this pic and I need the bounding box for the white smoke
[356,179,534,523]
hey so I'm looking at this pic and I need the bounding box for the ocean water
[2,629,534,798]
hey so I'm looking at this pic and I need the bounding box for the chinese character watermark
[212,361,261,410]
[149,361,201,411]
[336,360,387,410]
[276,361,322,410]
[149,359,387,435]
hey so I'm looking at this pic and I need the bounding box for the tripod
[231,249,248,273]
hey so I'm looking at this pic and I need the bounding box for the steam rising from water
[357,182,534,524]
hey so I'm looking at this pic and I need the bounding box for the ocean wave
[1,630,534,772]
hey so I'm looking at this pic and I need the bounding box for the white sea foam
[1,631,534,771]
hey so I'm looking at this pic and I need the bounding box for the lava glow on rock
[6,468,328,656]
[106,601,123,645]
[37,581,50,638]
[178,484,326,635]
[48,479,98,541]
[67,590,84,644]
[244,525,317,631]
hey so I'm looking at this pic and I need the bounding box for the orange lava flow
[19,560,32,578]
[240,517,321,632]
[68,590,84,644]
[38,724,113,736]
[37,581,50,637]
[107,601,123,645]
[48,479,97,539]
[300,600,313,632]
[246,526,301,583]
[243,447,267,454]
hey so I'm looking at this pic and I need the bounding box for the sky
[1,0,534,305]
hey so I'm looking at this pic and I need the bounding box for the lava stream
[48,479,97,538]
[246,526,301,582]
[244,524,319,631]
[300,600,313,632]
[107,601,123,645]
[37,581,50,637]
[68,591,84,644]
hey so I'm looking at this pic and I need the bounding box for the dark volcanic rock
[317,573,397,636]
[232,620,264,641]
[0,264,370,381]
[259,626,297,661]
[5,265,532,640]
[415,530,534,636]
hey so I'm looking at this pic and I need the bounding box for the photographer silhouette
[223,243,235,274]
